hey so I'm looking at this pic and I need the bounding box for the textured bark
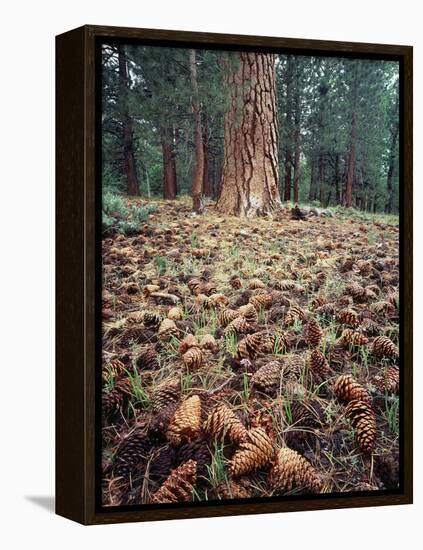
[335,154,341,205]
[319,155,325,207]
[385,116,399,213]
[118,45,139,196]
[161,127,177,200]
[202,114,212,196]
[292,77,301,204]
[189,49,204,213]
[284,152,292,202]
[216,52,281,217]
[345,119,356,208]
[309,156,317,202]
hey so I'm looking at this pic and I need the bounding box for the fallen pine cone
[167,395,202,445]
[151,460,197,503]
[270,447,322,493]
[229,428,275,476]
[334,374,370,404]
[203,402,248,444]
[345,399,377,453]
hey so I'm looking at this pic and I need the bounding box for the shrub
[102,192,158,235]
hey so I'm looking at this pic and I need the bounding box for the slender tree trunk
[335,154,341,205]
[345,117,356,208]
[189,49,204,213]
[385,124,399,213]
[319,155,325,207]
[292,81,301,204]
[309,156,316,202]
[161,126,177,200]
[118,45,139,196]
[202,114,212,196]
[284,152,292,202]
[216,52,281,217]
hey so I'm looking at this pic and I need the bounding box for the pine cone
[337,329,368,347]
[291,399,323,428]
[248,278,266,290]
[203,402,248,444]
[334,374,370,404]
[143,311,162,329]
[249,294,273,310]
[270,447,322,493]
[151,460,197,503]
[345,400,377,453]
[336,308,360,328]
[345,282,367,303]
[167,395,202,445]
[182,346,203,369]
[187,277,204,295]
[229,276,242,289]
[237,333,263,359]
[114,426,151,477]
[224,316,251,336]
[376,366,400,394]
[103,358,125,379]
[167,306,184,320]
[372,336,399,358]
[218,308,240,327]
[238,303,259,323]
[309,349,329,381]
[102,377,132,420]
[158,318,178,340]
[200,333,218,351]
[327,345,351,370]
[251,361,283,395]
[303,318,323,347]
[135,346,159,370]
[284,304,307,326]
[179,334,199,355]
[149,447,176,483]
[216,479,251,499]
[315,302,336,318]
[359,318,380,336]
[229,428,275,476]
[177,437,211,477]
[152,379,180,413]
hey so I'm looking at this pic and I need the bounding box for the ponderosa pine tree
[118,45,139,196]
[216,52,281,217]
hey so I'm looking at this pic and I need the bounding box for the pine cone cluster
[270,447,322,492]
[238,303,259,323]
[151,460,197,503]
[215,479,251,499]
[224,316,251,336]
[345,400,377,453]
[218,308,240,327]
[167,395,202,445]
[372,336,399,358]
[334,374,370,404]
[114,426,151,477]
[204,402,248,444]
[177,437,211,477]
[229,428,275,476]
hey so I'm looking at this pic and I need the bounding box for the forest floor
[101,196,400,506]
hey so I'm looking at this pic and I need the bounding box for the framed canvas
[56,25,413,525]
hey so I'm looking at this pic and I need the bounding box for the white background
[0,0,420,548]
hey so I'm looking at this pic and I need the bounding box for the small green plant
[385,394,399,435]
[225,333,238,357]
[205,441,229,488]
[102,192,158,235]
[284,400,293,424]
[242,373,250,401]
[154,255,168,275]
[190,232,199,248]
[181,371,193,394]
[126,367,151,410]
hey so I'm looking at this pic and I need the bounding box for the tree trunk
[309,156,316,202]
[189,49,204,213]
[161,127,177,200]
[292,79,301,204]
[319,155,325,207]
[202,114,212,196]
[284,152,292,202]
[118,45,139,196]
[216,52,281,217]
[335,154,341,205]
[385,123,399,213]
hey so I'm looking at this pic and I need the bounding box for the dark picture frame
[56,25,413,525]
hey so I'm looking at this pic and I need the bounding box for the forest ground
[101,196,399,506]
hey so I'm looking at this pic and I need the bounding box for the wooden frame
[56,25,413,525]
